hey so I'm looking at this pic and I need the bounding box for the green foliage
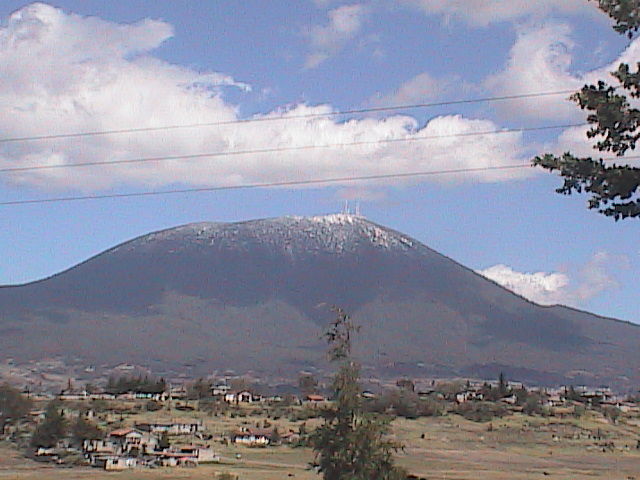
[498,372,508,398]
[298,373,319,396]
[216,473,238,480]
[603,405,622,423]
[158,431,170,450]
[455,401,508,423]
[593,0,640,37]
[365,389,444,419]
[534,1,640,219]
[187,378,212,400]
[522,396,544,416]
[309,308,407,480]
[105,375,166,395]
[71,416,103,444]
[30,401,68,448]
[573,404,587,418]
[0,383,32,428]
[565,386,586,403]
[145,400,163,412]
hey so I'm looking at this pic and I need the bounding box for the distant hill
[1,214,638,387]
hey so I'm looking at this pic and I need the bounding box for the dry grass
[2,406,640,479]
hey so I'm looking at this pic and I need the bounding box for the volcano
[1,214,638,387]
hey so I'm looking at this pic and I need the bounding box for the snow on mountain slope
[113,214,416,256]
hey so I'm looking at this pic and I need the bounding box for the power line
[0,90,577,144]
[0,164,533,207]
[0,122,585,174]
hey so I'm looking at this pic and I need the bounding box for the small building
[212,384,231,396]
[166,444,218,462]
[231,428,274,447]
[305,394,326,403]
[224,390,255,404]
[108,428,158,455]
[96,456,139,471]
[136,420,203,436]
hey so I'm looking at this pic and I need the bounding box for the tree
[298,373,319,397]
[31,401,68,448]
[71,416,103,445]
[187,378,212,400]
[309,308,407,480]
[498,372,508,398]
[158,431,170,450]
[0,383,32,430]
[533,0,640,220]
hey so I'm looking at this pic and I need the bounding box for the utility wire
[0,90,577,144]
[3,151,637,207]
[0,164,533,206]
[0,122,585,174]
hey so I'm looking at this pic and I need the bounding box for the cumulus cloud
[369,72,464,107]
[305,4,368,68]
[0,3,533,192]
[401,0,595,26]
[485,23,640,124]
[477,252,620,307]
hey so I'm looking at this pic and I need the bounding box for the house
[83,439,120,456]
[281,430,301,445]
[212,384,231,396]
[224,390,255,404]
[499,394,518,405]
[108,428,158,455]
[93,456,139,471]
[136,420,204,436]
[231,428,274,446]
[134,391,168,401]
[165,444,218,462]
[170,386,188,399]
[305,394,326,403]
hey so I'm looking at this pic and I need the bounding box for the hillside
[1,214,638,387]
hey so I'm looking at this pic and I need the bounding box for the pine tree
[309,308,407,480]
[534,1,640,219]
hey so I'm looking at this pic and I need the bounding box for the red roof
[306,394,325,401]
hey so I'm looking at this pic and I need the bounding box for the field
[2,405,640,480]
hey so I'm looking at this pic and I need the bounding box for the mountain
[1,214,639,387]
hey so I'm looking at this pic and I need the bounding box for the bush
[573,404,586,418]
[603,406,621,424]
[216,473,238,480]
[146,400,162,412]
[289,407,321,422]
[364,390,444,419]
[522,397,543,416]
[455,402,508,423]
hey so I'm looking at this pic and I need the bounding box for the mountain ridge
[0,214,638,388]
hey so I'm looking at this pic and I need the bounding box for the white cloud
[477,252,619,307]
[484,23,582,121]
[401,0,595,26]
[305,4,368,68]
[0,3,533,193]
[485,23,640,123]
[369,72,463,107]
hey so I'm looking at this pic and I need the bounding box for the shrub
[145,400,162,412]
[455,402,508,423]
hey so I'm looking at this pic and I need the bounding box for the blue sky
[0,1,639,323]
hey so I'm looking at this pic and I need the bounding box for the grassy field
[1,407,639,479]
